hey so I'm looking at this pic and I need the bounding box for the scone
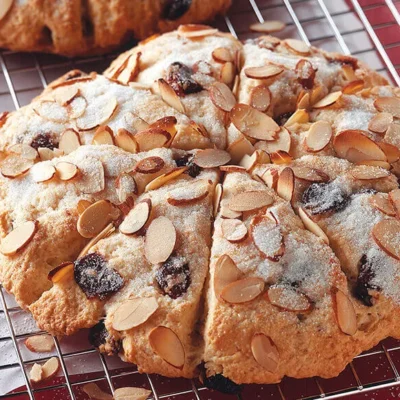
[0,0,231,56]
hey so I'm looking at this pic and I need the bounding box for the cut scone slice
[105,28,242,150]
[29,153,219,378]
[203,169,399,385]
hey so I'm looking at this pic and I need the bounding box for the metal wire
[1,0,400,399]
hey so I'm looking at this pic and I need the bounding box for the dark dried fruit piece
[74,253,124,300]
[165,62,203,97]
[175,154,201,177]
[302,182,349,215]
[30,133,57,150]
[203,374,242,395]
[354,254,379,307]
[295,59,316,90]
[274,111,293,126]
[163,0,192,20]
[155,256,191,299]
[88,320,121,356]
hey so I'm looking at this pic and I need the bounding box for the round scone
[0,0,231,56]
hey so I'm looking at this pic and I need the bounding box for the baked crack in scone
[1,26,400,387]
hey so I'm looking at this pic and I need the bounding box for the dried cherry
[165,62,202,96]
[175,154,201,178]
[30,133,57,150]
[88,319,121,355]
[354,254,379,307]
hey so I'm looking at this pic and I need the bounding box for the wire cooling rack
[1,0,400,399]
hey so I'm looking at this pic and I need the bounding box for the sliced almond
[167,181,209,206]
[67,95,87,119]
[209,81,236,112]
[295,59,315,90]
[374,97,400,118]
[157,79,185,113]
[53,85,79,106]
[47,262,74,284]
[251,334,279,372]
[221,219,248,243]
[231,104,279,141]
[76,96,118,131]
[333,130,386,163]
[30,363,43,383]
[335,289,357,335]
[82,383,113,400]
[194,149,231,168]
[31,163,56,183]
[77,200,114,238]
[120,199,151,235]
[378,142,400,163]
[1,154,34,178]
[270,150,293,165]
[78,223,115,258]
[227,135,255,164]
[372,219,400,260]
[59,129,81,155]
[221,62,235,87]
[298,207,329,244]
[177,24,218,39]
[369,113,393,134]
[113,297,158,331]
[305,120,332,153]
[25,335,54,353]
[212,47,234,63]
[277,167,294,202]
[369,193,396,216]
[115,128,139,153]
[55,162,78,181]
[267,286,311,312]
[358,160,391,170]
[284,109,309,127]
[0,0,13,21]
[229,190,273,212]
[249,84,271,112]
[42,357,60,380]
[342,79,364,94]
[250,20,285,33]
[240,152,258,171]
[0,221,37,255]
[284,38,310,55]
[297,91,310,110]
[135,128,171,151]
[292,166,329,182]
[77,199,92,215]
[244,64,283,80]
[93,125,115,145]
[260,127,291,153]
[261,168,279,189]
[213,254,243,298]
[144,167,187,192]
[8,143,38,160]
[389,189,400,217]
[117,52,141,85]
[213,183,223,217]
[150,116,177,139]
[114,387,152,400]
[38,147,55,161]
[149,326,185,368]
[124,112,150,133]
[33,100,69,123]
[220,277,264,304]
[350,165,389,180]
[313,91,342,109]
[135,157,165,175]
[220,165,247,173]
[145,216,176,264]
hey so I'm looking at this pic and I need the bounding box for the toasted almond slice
[372,219,400,260]
[149,326,185,368]
[295,59,316,90]
[389,189,400,217]
[213,183,223,217]
[47,262,74,283]
[38,148,55,161]
[114,387,152,400]
[145,216,176,264]
[220,277,264,304]
[120,199,151,235]
[1,154,34,178]
[55,162,78,181]
[221,219,247,243]
[267,286,311,312]
[33,100,69,123]
[260,127,291,153]
[358,160,391,170]
[150,116,177,140]
[310,85,324,105]
[158,79,185,113]
[114,128,138,153]
[277,167,294,202]
[167,181,209,206]
[53,86,79,107]
[77,200,114,238]
[145,167,187,192]
[244,64,283,80]
[284,38,310,55]
[229,190,273,212]
[270,150,293,165]
[231,104,279,141]
[67,95,87,119]
[298,207,329,244]
[239,153,258,171]
[135,128,171,151]
[350,165,389,180]
[134,157,165,175]
[78,223,115,258]
[227,135,255,163]
[213,254,243,297]
[374,97,400,118]
[212,47,234,63]
[251,334,279,372]
[261,168,279,189]
[82,383,113,400]
[342,79,364,94]
[209,81,236,112]
[313,91,342,109]
[30,363,43,383]
[177,24,218,38]
[59,129,81,154]
[335,289,357,335]
[0,221,36,256]
[0,0,13,21]
[8,143,38,160]
[305,120,332,152]
[221,63,236,87]
[93,125,114,145]
[76,96,118,131]
[284,109,309,127]
[249,84,271,112]
[42,357,60,380]
[369,193,396,216]
[113,297,158,331]
[221,204,242,219]
[117,52,141,85]
[25,335,54,353]
[333,130,386,162]
[378,142,400,163]
[31,163,56,183]
[250,20,285,33]
[194,149,231,168]
[0,111,8,128]
[124,112,150,133]
[77,199,92,215]
[297,91,310,109]
[369,113,393,134]
[292,166,329,182]
[220,164,247,172]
